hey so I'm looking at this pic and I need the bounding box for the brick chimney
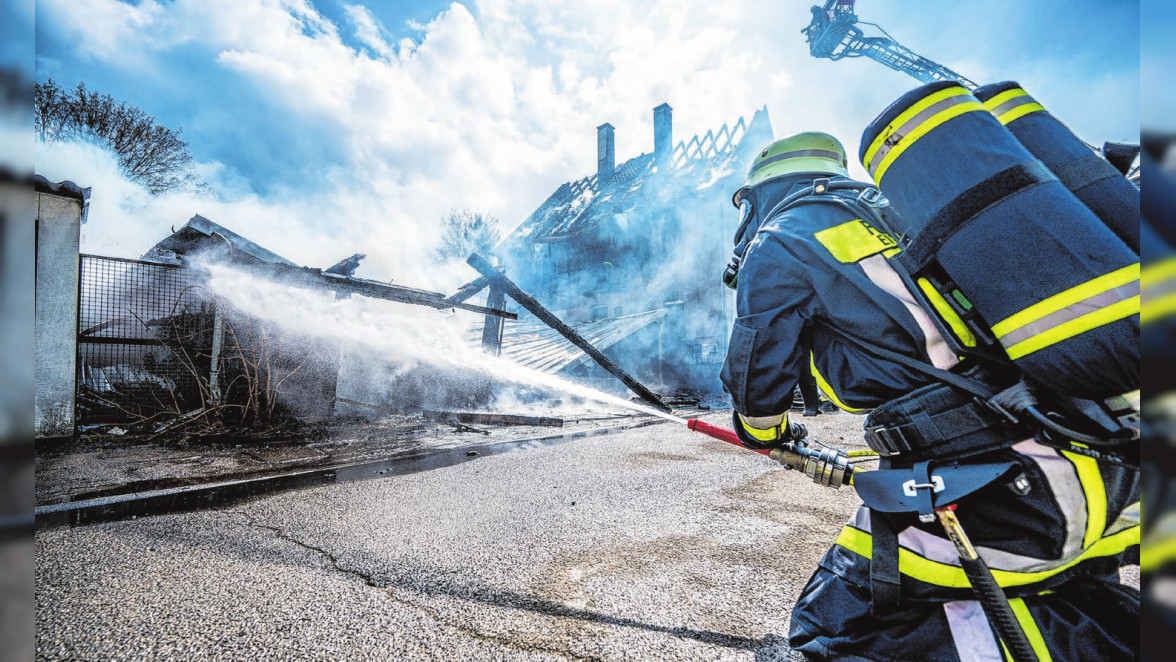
[597,122,615,181]
[653,103,673,173]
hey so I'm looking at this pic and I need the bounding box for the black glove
[784,420,808,443]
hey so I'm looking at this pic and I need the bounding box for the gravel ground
[34,410,1136,660]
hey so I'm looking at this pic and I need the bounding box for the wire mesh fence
[77,255,215,425]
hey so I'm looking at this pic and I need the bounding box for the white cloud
[34,0,1138,288]
[37,0,166,64]
[343,4,395,59]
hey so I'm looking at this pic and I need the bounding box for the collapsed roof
[506,106,772,245]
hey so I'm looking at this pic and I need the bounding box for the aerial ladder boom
[803,0,976,89]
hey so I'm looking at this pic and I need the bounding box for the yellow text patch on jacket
[815,219,900,264]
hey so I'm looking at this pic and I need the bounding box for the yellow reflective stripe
[1003,296,1138,360]
[982,88,1046,125]
[997,102,1045,125]
[981,88,1029,111]
[1143,257,1176,285]
[810,352,866,413]
[1143,293,1176,326]
[1062,451,1107,548]
[992,264,1140,359]
[863,86,970,170]
[1142,258,1176,325]
[917,278,977,348]
[873,101,985,184]
[814,219,900,263]
[864,87,985,184]
[738,415,781,442]
[834,525,1139,589]
[1141,535,1176,571]
[1007,599,1054,662]
[993,264,1139,337]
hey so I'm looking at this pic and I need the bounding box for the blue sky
[32,0,1139,283]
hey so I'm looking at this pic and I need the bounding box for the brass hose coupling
[770,441,851,488]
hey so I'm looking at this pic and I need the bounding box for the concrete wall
[35,192,83,438]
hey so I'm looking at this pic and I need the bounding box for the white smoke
[204,263,680,420]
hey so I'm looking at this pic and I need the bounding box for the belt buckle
[864,425,912,456]
[857,186,885,206]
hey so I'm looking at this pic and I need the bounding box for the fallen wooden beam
[466,253,672,413]
[444,275,491,304]
[248,262,517,319]
[422,410,564,428]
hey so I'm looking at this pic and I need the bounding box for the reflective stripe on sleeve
[737,413,783,443]
[982,87,1046,125]
[863,86,984,184]
[991,264,1140,360]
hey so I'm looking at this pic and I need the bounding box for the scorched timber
[248,262,516,318]
[467,252,672,413]
[422,410,564,428]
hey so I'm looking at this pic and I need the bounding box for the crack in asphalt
[220,508,602,662]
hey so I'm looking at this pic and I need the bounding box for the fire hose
[685,418,854,488]
[684,418,1041,662]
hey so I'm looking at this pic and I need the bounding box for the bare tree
[436,209,501,261]
[35,78,196,194]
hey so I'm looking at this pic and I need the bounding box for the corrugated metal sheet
[471,308,667,374]
[142,215,299,266]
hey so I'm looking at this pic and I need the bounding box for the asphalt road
[36,410,874,660]
[33,411,1136,660]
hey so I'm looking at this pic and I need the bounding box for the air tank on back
[859,81,1138,401]
[973,81,1139,254]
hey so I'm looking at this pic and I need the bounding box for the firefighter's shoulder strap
[818,322,997,399]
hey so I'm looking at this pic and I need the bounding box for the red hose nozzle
[686,419,772,455]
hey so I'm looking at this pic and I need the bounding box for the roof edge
[33,174,90,204]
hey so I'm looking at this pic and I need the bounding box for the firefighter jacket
[720,174,1140,661]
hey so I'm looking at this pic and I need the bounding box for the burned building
[498,103,774,393]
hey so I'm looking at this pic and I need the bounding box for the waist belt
[864,374,1032,463]
[816,322,1029,463]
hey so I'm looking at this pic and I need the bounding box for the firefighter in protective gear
[721,132,1139,661]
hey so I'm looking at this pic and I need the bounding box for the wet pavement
[34,410,1139,660]
[36,418,668,528]
[36,410,873,660]
[35,412,671,508]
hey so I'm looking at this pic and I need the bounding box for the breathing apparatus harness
[713,177,1139,662]
[724,176,1140,469]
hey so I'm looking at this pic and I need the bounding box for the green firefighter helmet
[733,131,850,206]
